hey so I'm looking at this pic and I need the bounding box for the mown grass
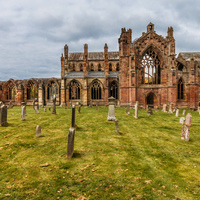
[0,106,200,200]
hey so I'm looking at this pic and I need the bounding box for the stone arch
[177,77,184,100]
[109,80,119,99]
[144,90,160,108]
[67,79,82,100]
[46,79,60,100]
[24,79,38,101]
[3,79,17,101]
[89,79,104,100]
[140,45,163,84]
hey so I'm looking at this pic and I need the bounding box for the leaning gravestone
[126,105,130,115]
[71,105,76,128]
[134,101,139,119]
[0,105,8,126]
[175,109,179,117]
[162,104,167,112]
[52,96,56,114]
[36,125,41,137]
[181,113,192,141]
[78,105,81,113]
[179,117,185,125]
[169,103,173,113]
[182,110,186,115]
[21,106,26,121]
[67,127,75,158]
[115,119,120,134]
[107,97,116,121]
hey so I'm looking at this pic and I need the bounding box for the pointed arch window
[98,64,101,71]
[91,64,94,71]
[109,81,118,99]
[178,78,184,100]
[69,80,80,99]
[109,63,112,71]
[141,48,161,84]
[5,81,15,100]
[47,82,59,100]
[26,81,37,100]
[91,81,101,99]
[80,64,83,72]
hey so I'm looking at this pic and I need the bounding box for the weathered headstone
[181,125,190,141]
[21,106,26,121]
[52,96,56,114]
[115,119,119,134]
[78,105,81,113]
[175,109,179,117]
[21,102,26,116]
[33,98,38,110]
[179,117,185,125]
[126,105,130,115]
[0,101,4,107]
[36,125,41,137]
[67,127,75,158]
[35,106,39,114]
[182,110,186,115]
[162,104,167,112]
[44,108,46,112]
[147,107,153,115]
[71,105,76,128]
[134,101,139,119]
[107,97,116,121]
[169,103,173,113]
[0,105,8,126]
[185,113,192,127]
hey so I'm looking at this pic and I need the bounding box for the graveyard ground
[0,106,200,200]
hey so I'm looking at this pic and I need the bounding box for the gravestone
[126,105,130,115]
[182,110,186,115]
[52,96,56,114]
[179,117,185,125]
[198,106,200,112]
[0,105,8,126]
[35,106,39,114]
[71,105,76,128]
[134,101,139,119]
[162,104,167,112]
[181,125,190,141]
[21,106,26,121]
[175,109,179,117]
[185,113,192,127]
[147,107,153,115]
[173,109,176,113]
[115,119,119,134]
[78,105,81,113]
[36,125,41,137]
[107,97,116,121]
[0,101,4,107]
[8,101,13,109]
[21,102,26,116]
[33,98,39,110]
[49,107,51,111]
[44,108,46,112]
[169,103,173,113]
[67,127,75,158]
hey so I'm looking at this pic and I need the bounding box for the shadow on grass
[73,151,82,158]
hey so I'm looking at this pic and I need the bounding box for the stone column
[107,96,116,121]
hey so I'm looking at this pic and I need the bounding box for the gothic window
[26,81,37,100]
[91,64,94,71]
[178,78,184,100]
[109,63,112,71]
[116,63,120,71]
[5,81,15,100]
[98,64,101,71]
[69,80,80,99]
[12,88,17,101]
[177,62,184,71]
[91,81,101,99]
[47,81,59,100]
[72,64,75,72]
[109,81,118,99]
[80,64,83,72]
[141,48,161,84]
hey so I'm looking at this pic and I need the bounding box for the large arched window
[178,78,184,100]
[69,80,81,99]
[109,81,118,99]
[4,81,16,100]
[47,82,59,100]
[26,81,37,100]
[91,81,101,99]
[141,48,161,84]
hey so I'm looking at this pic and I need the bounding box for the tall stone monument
[0,105,8,126]
[134,101,139,119]
[107,96,116,121]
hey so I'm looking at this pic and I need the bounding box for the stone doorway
[146,92,157,108]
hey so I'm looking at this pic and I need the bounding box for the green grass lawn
[0,106,200,200]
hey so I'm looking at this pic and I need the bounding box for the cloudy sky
[0,0,200,81]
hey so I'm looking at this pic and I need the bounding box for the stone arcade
[0,23,200,108]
